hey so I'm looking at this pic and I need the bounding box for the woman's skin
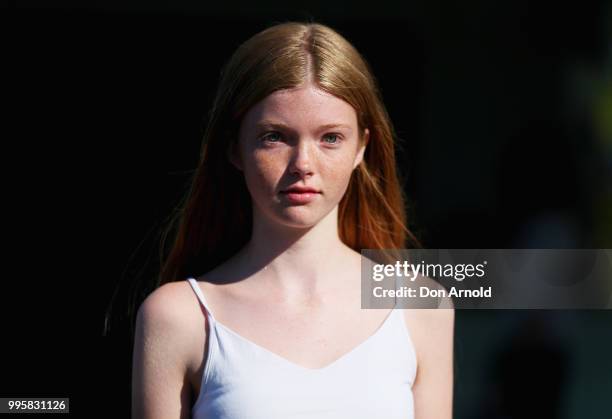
[132,81,454,419]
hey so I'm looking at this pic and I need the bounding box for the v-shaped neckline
[211,306,398,373]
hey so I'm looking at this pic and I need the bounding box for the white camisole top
[186,277,417,419]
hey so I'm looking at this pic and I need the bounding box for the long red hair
[159,21,420,286]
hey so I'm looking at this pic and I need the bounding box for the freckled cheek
[322,156,358,195]
[244,155,286,193]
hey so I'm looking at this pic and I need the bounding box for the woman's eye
[323,133,342,145]
[261,132,282,143]
[260,132,342,145]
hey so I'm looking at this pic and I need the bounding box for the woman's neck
[236,206,360,300]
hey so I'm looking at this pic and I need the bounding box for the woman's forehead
[242,85,358,129]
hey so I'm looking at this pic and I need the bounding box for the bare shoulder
[401,274,455,333]
[401,276,455,369]
[401,278,454,418]
[137,280,208,350]
[137,281,204,333]
[132,281,207,418]
[402,300,455,337]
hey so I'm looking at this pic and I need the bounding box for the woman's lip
[282,189,320,193]
[280,191,319,204]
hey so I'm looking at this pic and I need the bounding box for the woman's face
[233,83,368,229]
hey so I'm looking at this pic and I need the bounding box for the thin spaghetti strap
[186,277,216,322]
[392,286,400,310]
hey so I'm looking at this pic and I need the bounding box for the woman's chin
[269,208,327,229]
[254,202,335,230]
[276,214,321,229]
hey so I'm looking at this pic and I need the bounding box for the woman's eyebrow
[255,120,353,132]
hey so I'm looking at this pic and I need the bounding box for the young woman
[132,21,454,419]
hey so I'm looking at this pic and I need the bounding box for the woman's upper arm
[410,296,455,419]
[132,283,197,419]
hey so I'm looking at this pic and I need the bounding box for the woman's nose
[289,141,314,177]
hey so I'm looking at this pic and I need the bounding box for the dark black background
[6,1,612,417]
